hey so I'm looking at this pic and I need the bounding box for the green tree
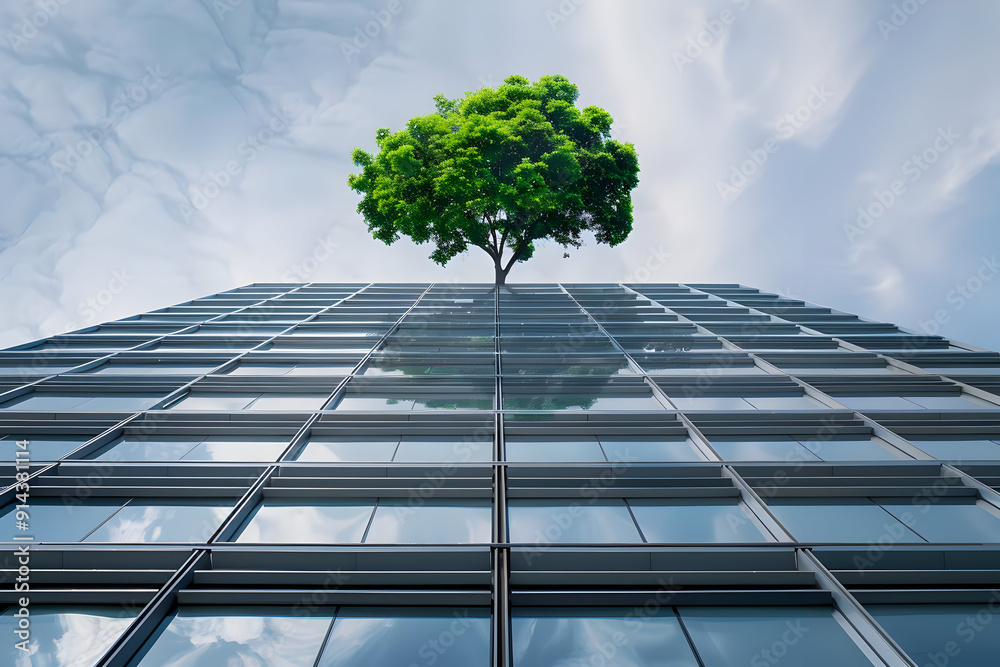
[348,74,640,285]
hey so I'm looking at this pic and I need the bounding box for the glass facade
[2,282,999,665]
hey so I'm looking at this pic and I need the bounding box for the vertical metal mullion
[796,549,916,666]
[492,283,510,667]
[98,549,212,667]
[672,607,707,667]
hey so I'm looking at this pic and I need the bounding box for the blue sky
[1,0,998,350]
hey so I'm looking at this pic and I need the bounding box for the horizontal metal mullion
[511,589,833,606]
[176,589,491,605]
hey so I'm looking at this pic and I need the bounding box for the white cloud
[0,0,999,351]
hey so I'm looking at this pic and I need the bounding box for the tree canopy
[348,74,640,285]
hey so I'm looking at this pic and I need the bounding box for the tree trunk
[494,260,507,286]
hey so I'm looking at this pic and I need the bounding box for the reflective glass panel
[599,436,703,462]
[0,499,125,542]
[364,500,492,544]
[835,396,920,410]
[906,395,997,410]
[181,437,288,462]
[295,437,399,462]
[318,608,490,666]
[879,501,1000,543]
[83,503,231,542]
[629,500,769,543]
[94,436,201,461]
[507,500,642,543]
[234,500,375,544]
[246,393,329,410]
[868,604,1000,667]
[0,605,137,667]
[1,394,90,410]
[0,436,85,461]
[800,437,901,461]
[743,395,827,410]
[511,608,699,667]
[168,394,257,410]
[667,396,752,411]
[505,437,606,462]
[680,606,874,666]
[766,498,924,544]
[89,364,216,375]
[333,396,417,410]
[909,438,1000,461]
[134,607,333,666]
[393,436,493,463]
[709,437,821,462]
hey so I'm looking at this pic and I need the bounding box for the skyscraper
[2,282,1000,666]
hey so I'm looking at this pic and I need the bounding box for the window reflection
[868,604,1000,666]
[512,609,699,667]
[365,500,492,544]
[679,606,874,666]
[628,500,768,543]
[234,501,375,544]
[0,605,137,667]
[83,503,231,543]
[507,500,642,543]
[0,435,85,461]
[134,607,333,666]
[318,608,490,666]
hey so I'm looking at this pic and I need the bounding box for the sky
[1,0,999,351]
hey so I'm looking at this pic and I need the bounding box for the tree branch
[502,218,541,273]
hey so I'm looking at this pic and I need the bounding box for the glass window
[412,395,493,410]
[364,500,492,544]
[80,393,167,411]
[88,363,217,375]
[0,435,85,461]
[679,606,874,666]
[743,395,827,410]
[868,604,1000,667]
[332,395,417,410]
[879,500,1000,543]
[908,438,1000,461]
[766,498,923,544]
[222,363,299,376]
[906,395,997,410]
[133,607,334,666]
[799,437,902,461]
[0,499,125,542]
[709,437,821,462]
[168,393,257,411]
[512,608,699,667]
[507,500,642,543]
[244,393,328,411]
[392,435,493,463]
[227,362,354,376]
[284,364,355,376]
[0,605,137,667]
[181,436,288,462]
[667,396,753,411]
[94,436,202,461]
[0,394,90,411]
[835,396,922,410]
[83,502,230,543]
[295,437,400,462]
[599,436,702,462]
[503,393,663,411]
[234,500,375,543]
[317,608,490,666]
[628,499,769,543]
[505,436,607,462]
[334,394,493,410]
